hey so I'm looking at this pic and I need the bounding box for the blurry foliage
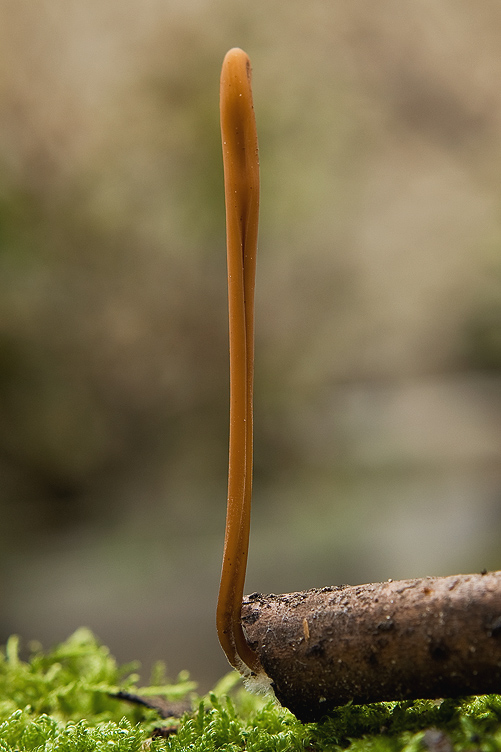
[463,267,501,372]
[0,186,231,533]
[0,1,500,521]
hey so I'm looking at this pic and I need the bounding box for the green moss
[0,629,499,751]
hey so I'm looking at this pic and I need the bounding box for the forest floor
[0,629,500,751]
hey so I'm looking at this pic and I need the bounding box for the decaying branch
[242,571,501,722]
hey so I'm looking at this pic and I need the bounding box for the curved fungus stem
[216,47,261,675]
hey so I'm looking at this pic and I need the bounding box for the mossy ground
[0,629,499,751]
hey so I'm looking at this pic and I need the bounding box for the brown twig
[242,571,501,721]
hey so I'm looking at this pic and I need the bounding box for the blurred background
[0,0,500,690]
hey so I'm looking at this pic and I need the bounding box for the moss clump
[0,629,499,751]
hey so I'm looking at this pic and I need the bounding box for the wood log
[241,571,501,722]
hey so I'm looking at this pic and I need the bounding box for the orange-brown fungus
[216,47,260,674]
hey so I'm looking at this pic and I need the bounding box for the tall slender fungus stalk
[216,48,261,675]
[214,47,501,721]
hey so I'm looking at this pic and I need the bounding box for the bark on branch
[241,571,501,722]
